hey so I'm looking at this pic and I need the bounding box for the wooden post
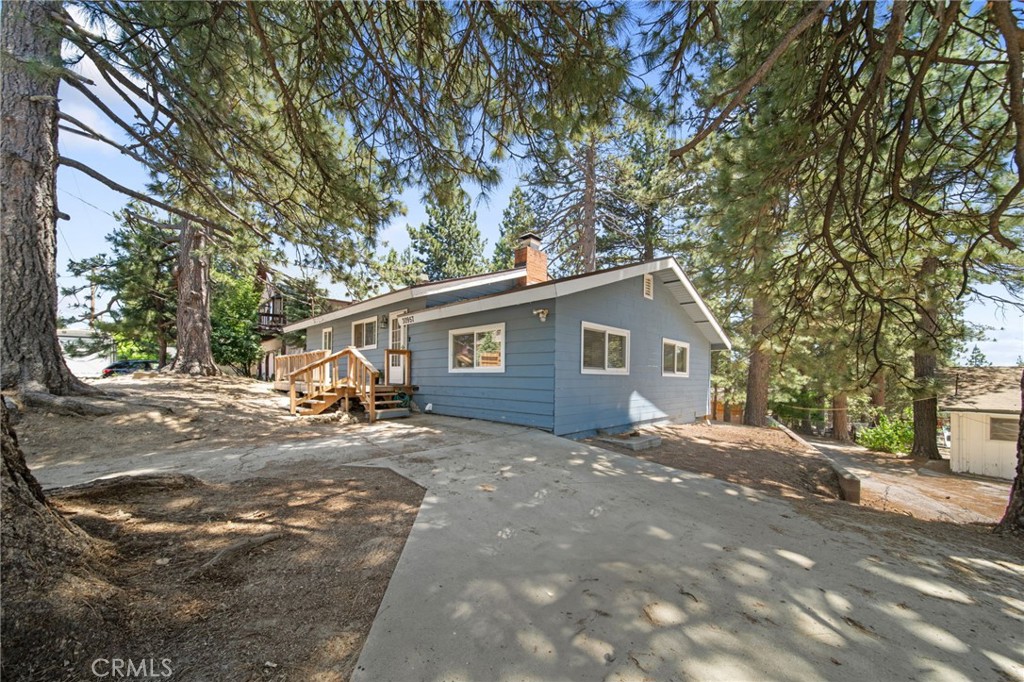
[368,373,376,423]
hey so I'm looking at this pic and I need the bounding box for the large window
[449,323,505,373]
[581,322,629,374]
[352,317,377,350]
[990,417,1018,442]
[662,338,690,377]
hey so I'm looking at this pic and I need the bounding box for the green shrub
[856,410,914,454]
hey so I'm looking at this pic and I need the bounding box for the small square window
[990,417,1018,442]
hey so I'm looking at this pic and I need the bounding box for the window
[643,274,654,300]
[321,327,333,352]
[990,417,1018,442]
[581,322,629,374]
[351,317,377,350]
[449,323,505,373]
[662,338,690,377]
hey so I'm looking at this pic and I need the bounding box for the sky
[53,49,1024,367]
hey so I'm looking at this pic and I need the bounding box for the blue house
[282,234,730,438]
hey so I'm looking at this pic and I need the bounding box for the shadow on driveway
[352,419,1023,682]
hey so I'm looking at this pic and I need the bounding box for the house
[254,277,349,381]
[941,366,1021,480]
[281,234,731,438]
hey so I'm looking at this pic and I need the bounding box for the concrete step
[375,408,411,420]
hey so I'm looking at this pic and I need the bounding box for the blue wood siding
[305,300,427,371]
[407,300,556,430]
[552,276,712,437]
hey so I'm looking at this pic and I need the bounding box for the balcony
[257,311,286,334]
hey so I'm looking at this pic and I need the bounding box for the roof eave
[281,267,525,333]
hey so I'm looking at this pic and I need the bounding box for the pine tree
[64,204,178,367]
[492,186,538,270]
[966,346,991,368]
[598,97,692,267]
[3,0,630,394]
[408,192,487,281]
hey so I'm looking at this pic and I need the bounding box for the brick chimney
[514,232,548,286]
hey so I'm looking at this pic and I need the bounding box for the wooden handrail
[287,346,380,420]
[288,349,346,380]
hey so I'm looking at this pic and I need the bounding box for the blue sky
[54,54,1023,367]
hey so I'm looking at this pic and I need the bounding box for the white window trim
[662,337,690,378]
[351,316,378,350]
[581,321,630,375]
[989,416,1018,442]
[321,327,333,352]
[448,323,506,373]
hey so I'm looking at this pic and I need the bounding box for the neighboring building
[57,328,115,379]
[254,279,348,381]
[284,234,730,438]
[941,366,1022,480]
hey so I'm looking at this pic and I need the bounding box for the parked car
[101,359,156,377]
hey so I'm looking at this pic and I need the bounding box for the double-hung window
[581,322,629,374]
[449,323,505,372]
[322,327,333,352]
[351,317,377,350]
[662,338,690,377]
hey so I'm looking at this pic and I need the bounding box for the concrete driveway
[352,419,1022,682]
[31,416,1024,681]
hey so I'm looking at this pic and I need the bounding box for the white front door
[386,309,407,384]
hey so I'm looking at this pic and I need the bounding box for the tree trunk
[744,292,771,427]
[642,212,655,261]
[723,401,732,423]
[157,336,168,368]
[911,256,941,460]
[995,370,1024,534]
[0,1,94,396]
[581,136,597,273]
[168,221,218,375]
[832,392,850,443]
[870,371,886,409]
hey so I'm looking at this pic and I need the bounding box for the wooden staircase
[287,347,413,422]
[372,385,414,420]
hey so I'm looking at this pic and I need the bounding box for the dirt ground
[17,374,362,468]
[593,421,843,501]
[4,375,424,681]
[4,467,423,682]
[810,441,1011,522]
[6,376,1021,681]
[592,422,1022,558]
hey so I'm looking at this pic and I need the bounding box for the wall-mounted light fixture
[532,308,549,322]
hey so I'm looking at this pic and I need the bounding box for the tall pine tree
[492,186,539,270]
[408,192,487,281]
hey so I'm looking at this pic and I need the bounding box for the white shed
[941,367,1021,481]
